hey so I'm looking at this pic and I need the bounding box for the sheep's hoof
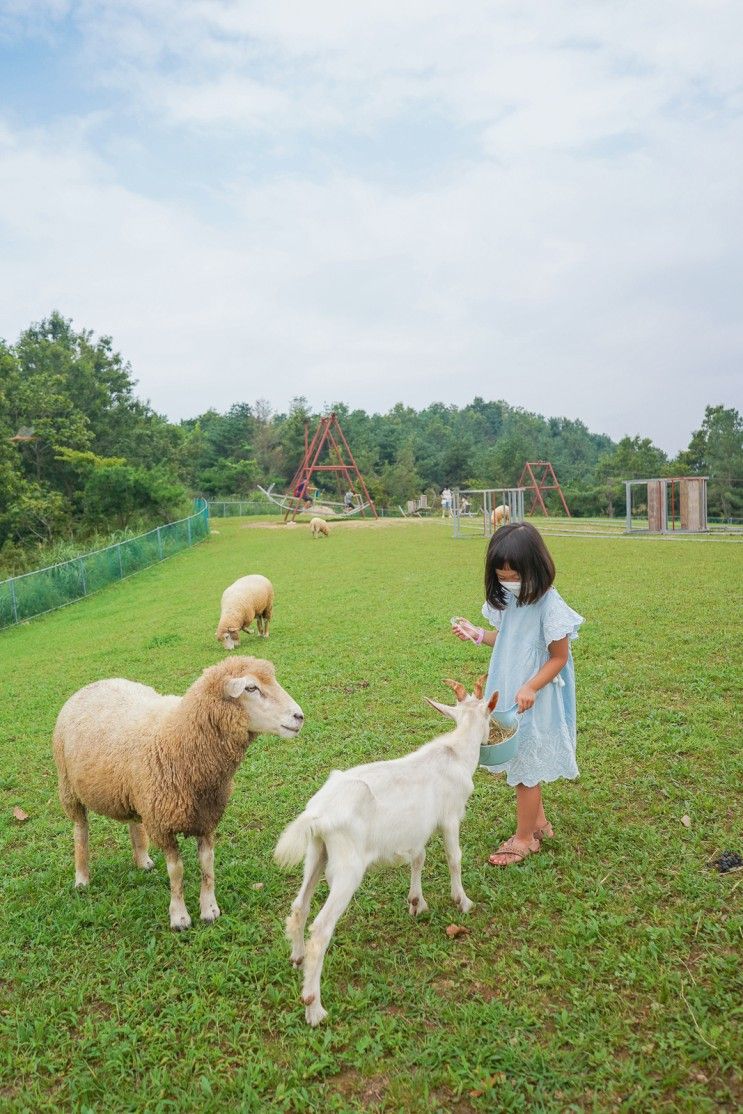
[136,856,155,871]
[170,912,192,931]
[305,1002,328,1027]
[200,903,221,924]
[291,955,304,967]
[74,874,89,889]
[408,897,428,916]
[454,895,474,914]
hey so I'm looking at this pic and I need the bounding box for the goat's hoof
[200,903,221,924]
[170,912,192,931]
[305,1002,328,1027]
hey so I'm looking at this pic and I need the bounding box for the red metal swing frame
[518,461,571,517]
[288,412,378,519]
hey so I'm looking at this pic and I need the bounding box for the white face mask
[499,579,521,594]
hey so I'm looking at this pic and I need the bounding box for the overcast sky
[1,1,741,454]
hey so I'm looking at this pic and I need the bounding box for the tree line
[1,313,741,567]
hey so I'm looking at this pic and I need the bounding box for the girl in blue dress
[452,523,584,866]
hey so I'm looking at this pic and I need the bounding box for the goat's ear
[425,697,457,721]
[473,674,487,699]
[487,690,499,712]
[224,676,247,699]
[442,678,467,702]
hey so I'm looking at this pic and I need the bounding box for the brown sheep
[53,656,304,929]
[216,574,274,649]
[491,504,511,529]
[309,517,330,538]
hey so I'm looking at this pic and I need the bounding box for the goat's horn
[473,674,487,699]
[442,678,467,701]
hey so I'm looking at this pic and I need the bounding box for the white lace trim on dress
[481,601,503,628]
[542,591,585,645]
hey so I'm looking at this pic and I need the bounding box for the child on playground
[452,522,584,866]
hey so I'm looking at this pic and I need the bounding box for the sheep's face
[220,630,239,650]
[224,667,304,739]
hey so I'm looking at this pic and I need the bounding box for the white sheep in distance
[309,517,330,538]
[53,656,304,930]
[216,574,274,649]
[491,504,511,529]
[274,676,499,1026]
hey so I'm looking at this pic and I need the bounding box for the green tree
[2,483,70,544]
[83,465,188,529]
[380,442,422,504]
[675,406,743,519]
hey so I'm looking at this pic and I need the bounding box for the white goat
[274,676,498,1026]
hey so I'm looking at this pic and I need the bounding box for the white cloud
[0,1,742,453]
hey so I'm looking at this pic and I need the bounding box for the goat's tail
[274,812,316,868]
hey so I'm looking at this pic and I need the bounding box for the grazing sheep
[275,676,499,1026]
[491,504,511,529]
[309,517,330,538]
[216,574,274,649]
[53,656,304,930]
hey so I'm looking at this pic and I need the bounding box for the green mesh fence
[0,501,209,630]
[206,499,269,517]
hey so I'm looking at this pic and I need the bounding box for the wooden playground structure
[625,476,709,534]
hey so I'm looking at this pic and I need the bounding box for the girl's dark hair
[485,522,555,610]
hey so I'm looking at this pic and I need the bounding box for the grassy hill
[1,517,741,1111]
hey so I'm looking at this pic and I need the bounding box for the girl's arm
[515,636,569,711]
[451,618,497,647]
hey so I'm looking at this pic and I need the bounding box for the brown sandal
[487,837,539,867]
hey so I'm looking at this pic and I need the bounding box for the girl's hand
[515,684,537,712]
[450,617,484,645]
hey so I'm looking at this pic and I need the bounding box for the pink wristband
[474,627,485,645]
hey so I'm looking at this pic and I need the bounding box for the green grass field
[1,517,741,1112]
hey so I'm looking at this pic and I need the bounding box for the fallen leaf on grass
[12,807,29,822]
[681,815,692,828]
[470,1073,506,1097]
[445,923,469,939]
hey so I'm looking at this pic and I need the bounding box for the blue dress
[481,587,584,787]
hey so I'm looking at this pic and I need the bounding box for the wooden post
[647,481,665,532]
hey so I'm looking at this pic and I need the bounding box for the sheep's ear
[224,677,247,699]
[442,678,467,702]
[473,674,487,699]
[425,697,457,721]
[487,690,499,712]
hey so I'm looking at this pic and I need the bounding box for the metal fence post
[79,558,87,596]
[117,544,123,578]
[187,516,192,544]
[10,578,18,624]
[625,482,632,533]
[157,527,163,559]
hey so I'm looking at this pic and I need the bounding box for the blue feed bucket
[479,703,521,766]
